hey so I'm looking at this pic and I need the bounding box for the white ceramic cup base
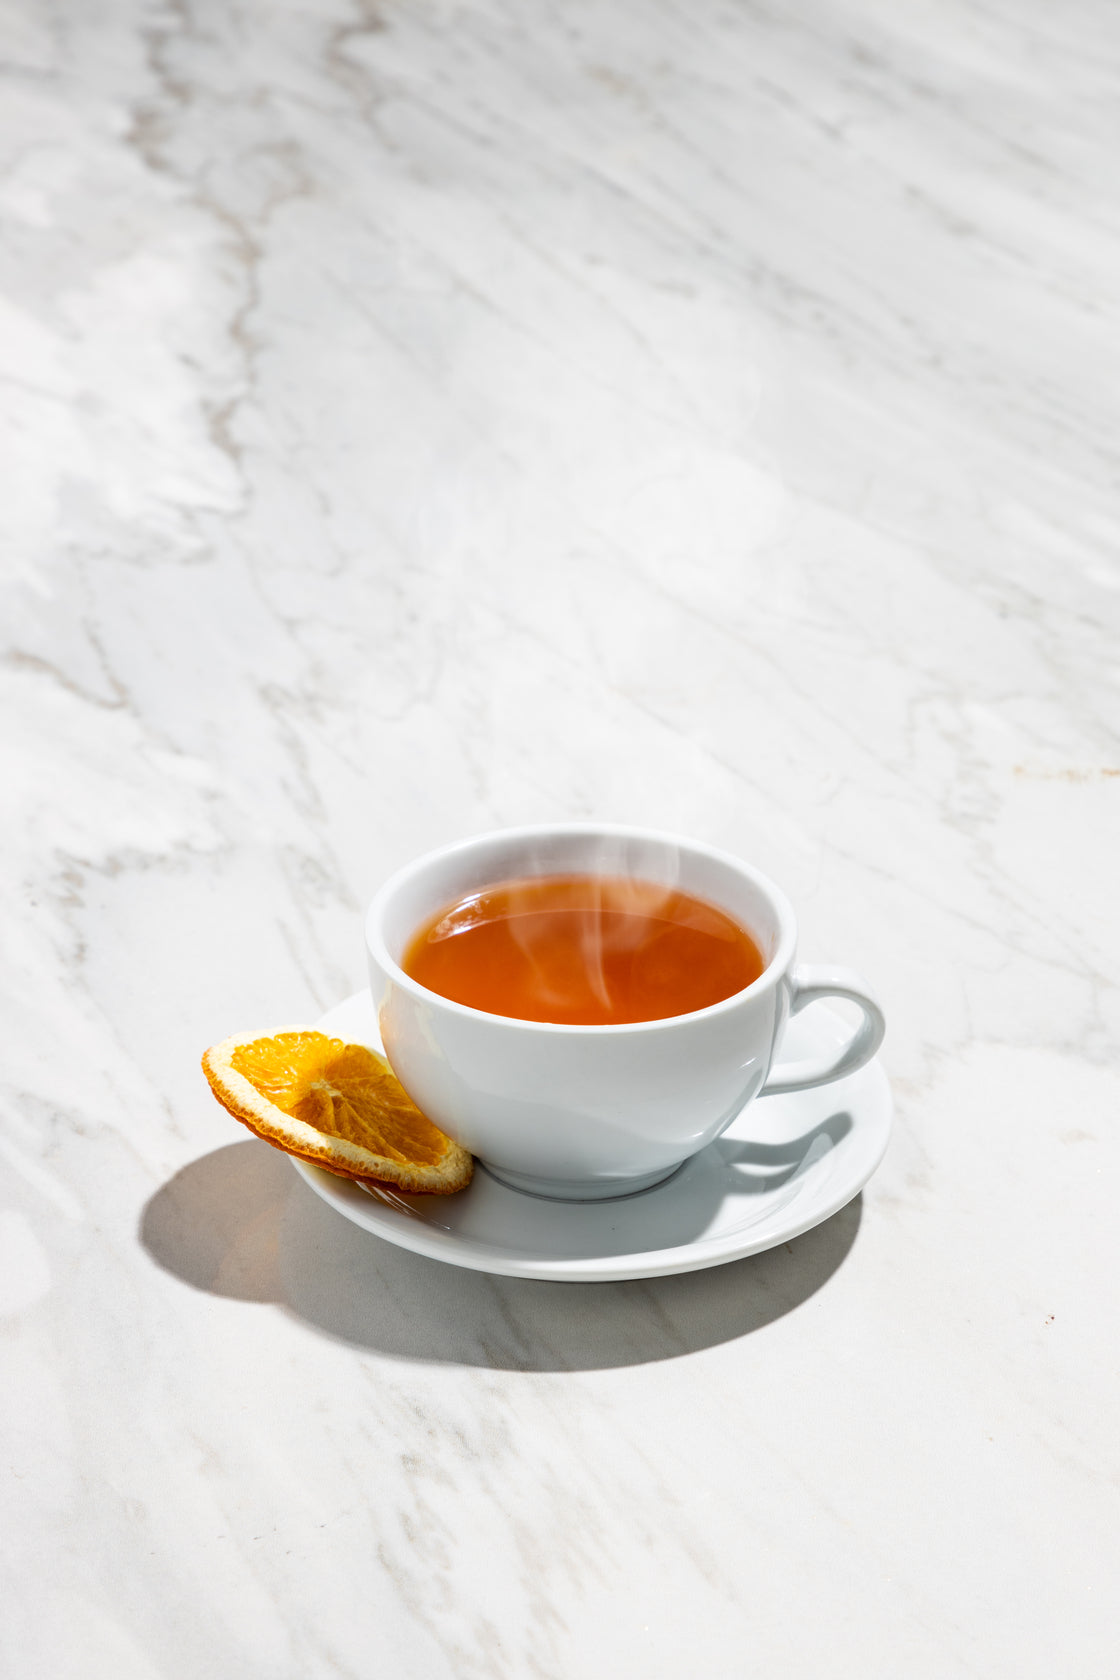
[481,1160,684,1202]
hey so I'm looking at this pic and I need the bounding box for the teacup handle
[760,964,885,1096]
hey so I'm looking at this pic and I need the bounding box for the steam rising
[428,838,693,1018]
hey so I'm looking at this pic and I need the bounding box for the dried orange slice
[201,1029,473,1194]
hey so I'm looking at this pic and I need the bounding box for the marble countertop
[3,1,1118,1674]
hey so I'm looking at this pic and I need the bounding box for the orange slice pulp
[201,1029,473,1195]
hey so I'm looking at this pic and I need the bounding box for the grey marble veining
[2,1,1118,1674]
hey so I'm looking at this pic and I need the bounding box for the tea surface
[402,874,765,1025]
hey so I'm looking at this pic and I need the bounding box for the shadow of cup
[140,1138,862,1371]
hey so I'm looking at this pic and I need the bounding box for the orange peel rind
[201,1028,473,1195]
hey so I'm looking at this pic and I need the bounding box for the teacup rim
[365,822,798,1035]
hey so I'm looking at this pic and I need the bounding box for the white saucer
[291,991,892,1283]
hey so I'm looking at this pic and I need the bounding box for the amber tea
[402,873,765,1026]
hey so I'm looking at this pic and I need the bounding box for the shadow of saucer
[140,1139,862,1372]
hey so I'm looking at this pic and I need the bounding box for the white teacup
[366,824,885,1201]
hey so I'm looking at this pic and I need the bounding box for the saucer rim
[289,991,893,1283]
